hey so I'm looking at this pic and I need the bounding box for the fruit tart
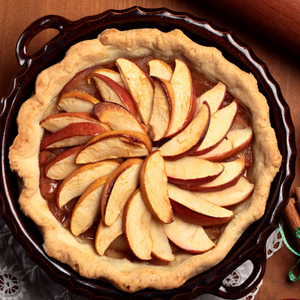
[9,28,282,293]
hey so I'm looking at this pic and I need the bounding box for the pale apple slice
[101,158,143,226]
[194,81,226,116]
[57,90,100,113]
[168,183,233,226]
[40,112,103,133]
[140,150,173,224]
[179,155,245,192]
[148,59,173,81]
[116,58,154,125]
[92,68,125,87]
[76,130,152,164]
[196,138,233,161]
[192,100,238,156]
[93,102,147,135]
[163,215,215,254]
[197,127,253,162]
[159,102,210,160]
[56,159,120,209]
[164,156,224,186]
[40,122,108,150]
[165,59,196,137]
[45,145,84,180]
[95,210,124,255]
[147,77,175,141]
[193,176,254,207]
[70,175,108,236]
[123,189,152,260]
[150,217,175,262]
[90,73,138,117]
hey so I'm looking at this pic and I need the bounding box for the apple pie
[9,28,282,293]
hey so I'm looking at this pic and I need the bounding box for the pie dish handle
[15,15,72,67]
[213,247,266,299]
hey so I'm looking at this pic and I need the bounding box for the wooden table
[1,1,300,299]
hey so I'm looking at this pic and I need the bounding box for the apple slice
[179,155,245,192]
[193,176,254,207]
[194,81,226,117]
[164,156,224,186]
[195,138,233,161]
[159,102,210,160]
[140,150,173,224]
[70,175,108,236]
[165,59,196,137]
[40,112,103,133]
[123,189,152,260]
[40,122,108,150]
[116,58,154,125]
[93,102,147,135]
[40,122,109,150]
[150,217,175,262]
[148,59,173,81]
[95,210,124,255]
[197,115,253,161]
[101,158,143,226]
[163,215,215,254]
[57,90,100,113]
[192,100,238,156]
[168,183,233,226]
[91,68,125,87]
[90,73,138,117]
[45,145,84,180]
[209,127,253,162]
[147,77,175,141]
[76,130,152,164]
[56,159,120,209]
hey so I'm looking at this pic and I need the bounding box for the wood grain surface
[205,0,300,56]
[1,0,300,299]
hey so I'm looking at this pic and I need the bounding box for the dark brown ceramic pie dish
[0,6,296,300]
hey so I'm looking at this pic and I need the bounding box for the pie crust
[9,28,282,293]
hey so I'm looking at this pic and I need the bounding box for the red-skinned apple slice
[90,73,138,117]
[168,183,233,226]
[70,175,108,236]
[193,176,254,207]
[40,112,103,133]
[197,114,253,161]
[165,59,196,137]
[196,138,232,161]
[192,100,238,156]
[148,59,173,81]
[123,188,152,260]
[163,215,215,254]
[179,155,245,192]
[91,68,125,87]
[56,159,120,209]
[57,90,100,113]
[93,102,147,135]
[194,81,226,117]
[116,58,154,125]
[101,158,143,226]
[164,156,224,186]
[40,122,109,150]
[95,209,124,255]
[45,145,84,180]
[150,217,175,262]
[147,77,175,141]
[76,130,152,164]
[140,150,173,224]
[159,102,210,160]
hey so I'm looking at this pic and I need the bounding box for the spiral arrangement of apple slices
[39,57,255,261]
